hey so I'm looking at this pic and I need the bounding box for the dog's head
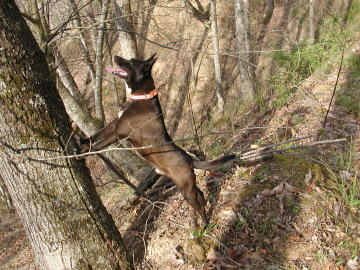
[106,54,157,92]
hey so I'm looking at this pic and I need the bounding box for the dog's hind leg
[173,171,208,227]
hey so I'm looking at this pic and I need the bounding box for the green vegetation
[190,223,218,239]
[270,18,344,108]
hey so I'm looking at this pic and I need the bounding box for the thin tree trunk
[69,0,96,81]
[309,0,316,42]
[55,47,81,101]
[0,1,132,268]
[210,0,224,113]
[93,0,109,124]
[234,0,254,103]
[263,0,274,24]
[115,0,138,59]
[105,33,121,108]
[137,0,157,58]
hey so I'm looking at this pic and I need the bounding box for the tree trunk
[234,0,254,103]
[93,0,109,124]
[69,0,96,82]
[309,0,316,42]
[115,0,138,59]
[210,0,225,114]
[55,46,82,101]
[137,0,158,59]
[0,1,132,269]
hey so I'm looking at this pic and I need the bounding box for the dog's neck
[128,89,158,100]
[125,81,157,100]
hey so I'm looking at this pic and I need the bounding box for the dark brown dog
[80,54,235,226]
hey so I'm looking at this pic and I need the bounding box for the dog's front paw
[80,137,91,145]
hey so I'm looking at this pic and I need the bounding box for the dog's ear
[145,53,157,70]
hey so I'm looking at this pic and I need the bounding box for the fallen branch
[238,137,346,162]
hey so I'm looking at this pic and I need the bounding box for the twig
[321,42,346,130]
[241,135,313,158]
[12,126,327,161]
[96,153,139,193]
[239,138,346,161]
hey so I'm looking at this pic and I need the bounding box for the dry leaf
[345,257,359,270]
[205,248,218,263]
[249,249,265,260]
[260,182,299,197]
[304,170,312,184]
[259,249,268,255]
[323,261,333,270]
[227,248,236,259]
[165,253,184,270]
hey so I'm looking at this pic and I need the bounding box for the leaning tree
[0,0,131,269]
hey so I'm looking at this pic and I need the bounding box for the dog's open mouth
[106,66,128,78]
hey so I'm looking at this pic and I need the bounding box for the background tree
[0,0,131,268]
[234,0,255,103]
[309,0,316,42]
[115,0,138,59]
[210,0,225,114]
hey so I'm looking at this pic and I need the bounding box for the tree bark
[234,0,254,103]
[210,0,225,114]
[115,0,138,59]
[0,1,132,269]
[309,0,316,42]
[136,0,158,58]
[69,0,96,82]
[93,0,109,124]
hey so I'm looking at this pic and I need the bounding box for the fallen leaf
[165,253,184,269]
[284,182,300,193]
[237,250,251,264]
[259,249,268,255]
[349,207,357,214]
[249,249,265,260]
[345,257,359,270]
[205,248,218,263]
[227,248,236,259]
[289,234,302,242]
[340,170,352,180]
[260,182,299,197]
[323,261,332,270]
[304,170,312,184]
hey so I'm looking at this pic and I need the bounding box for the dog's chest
[118,109,124,118]
[125,83,132,95]
[117,102,159,127]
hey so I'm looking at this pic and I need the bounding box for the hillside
[112,43,359,270]
[1,0,359,269]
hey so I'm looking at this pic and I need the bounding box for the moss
[183,238,215,264]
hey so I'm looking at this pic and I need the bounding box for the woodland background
[1,0,359,269]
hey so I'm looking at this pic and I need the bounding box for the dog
[80,54,235,226]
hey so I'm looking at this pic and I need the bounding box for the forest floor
[1,48,359,270]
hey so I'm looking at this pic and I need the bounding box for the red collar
[128,89,158,100]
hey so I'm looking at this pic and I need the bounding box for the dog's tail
[192,154,236,171]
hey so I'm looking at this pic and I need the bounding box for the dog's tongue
[105,66,127,76]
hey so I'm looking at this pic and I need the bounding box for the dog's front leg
[80,117,119,145]
[89,132,121,152]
